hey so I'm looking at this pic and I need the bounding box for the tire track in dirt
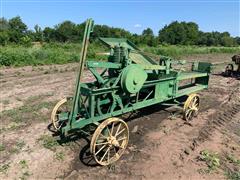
[188,85,240,153]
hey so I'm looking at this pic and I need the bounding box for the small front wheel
[51,98,71,131]
[90,117,129,166]
[183,94,200,121]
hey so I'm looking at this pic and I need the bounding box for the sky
[1,0,240,37]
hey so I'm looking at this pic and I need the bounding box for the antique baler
[51,19,212,166]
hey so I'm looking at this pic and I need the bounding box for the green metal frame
[57,19,212,136]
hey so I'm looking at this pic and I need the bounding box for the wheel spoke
[91,118,129,166]
[99,133,108,140]
[100,147,110,163]
[107,147,110,164]
[95,144,107,156]
[116,128,125,137]
[187,109,193,119]
[106,127,111,136]
[111,122,115,136]
[117,136,127,142]
[95,142,108,146]
[115,123,122,136]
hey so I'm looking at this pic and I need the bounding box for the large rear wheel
[90,117,129,166]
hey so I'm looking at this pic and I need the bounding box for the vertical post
[69,19,94,125]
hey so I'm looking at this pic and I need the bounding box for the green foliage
[54,151,65,161]
[226,171,240,180]
[19,160,28,169]
[38,135,59,150]
[226,154,240,165]
[1,43,239,67]
[199,150,220,172]
[1,16,239,47]
[0,163,10,174]
[143,45,240,58]
[0,144,5,151]
[159,21,199,45]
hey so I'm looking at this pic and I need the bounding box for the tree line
[0,16,239,47]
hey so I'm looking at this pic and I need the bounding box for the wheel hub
[107,136,119,147]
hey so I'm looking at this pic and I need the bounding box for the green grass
[0,95,56,133]
[54,151,65,161]
[1,43,239,67]
[143,45,240,59]
[19,160,28,169]
[0,163,10,174]
[0,144,5,151]
[0,42,107,67]
[226,171,240,180]
[38,134,59,151]
[199,150,220,172]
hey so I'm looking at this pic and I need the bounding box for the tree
[8,16,28,43]
[158,21,199,45]
[142,28,154,36]
[33,24,43,42]
[54,21,76,42]
[43,27,56,42]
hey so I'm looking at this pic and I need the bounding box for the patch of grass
[19,160,28,169]
[226,170,240,180]
[2,43,239,67]
[226,154,240,165]
[54,151,65,161]
[38,134,59,151]
[143,45,240,59]
[9,140,25,154]
[199,150,220,172]
[0,163,10,174]
[2,99,10,105]
[19,171,30,180]
[0,143,5,151]
[1,95,56,127]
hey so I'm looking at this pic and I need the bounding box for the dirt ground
[0,53,240,180]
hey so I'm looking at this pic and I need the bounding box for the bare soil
[0,53,239,180]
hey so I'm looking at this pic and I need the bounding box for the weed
[226,170,240,180]
[16,140,26,150]
[199,150,220,172]
[226,154,240,165]
[1,96,56,127]
[38,135,58,151]
[0,143,5,151]
[19,171,30,180]
[2,99,10,105]
[0,163,10,174]
[19,160,28,169]
[9,140,25,154]
[55,151,65,161]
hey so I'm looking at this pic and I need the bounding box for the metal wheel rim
[90,117,129,166]
[51,98,69,131]
[183,94,200,121]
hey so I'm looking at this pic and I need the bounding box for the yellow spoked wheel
[90,117,129,166]
[51,98,71,131]
[183,94,200,121]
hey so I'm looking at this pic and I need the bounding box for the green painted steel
[55,19,212,136]
[121,64,147,94]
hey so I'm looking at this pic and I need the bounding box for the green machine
[51,19,212,166]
